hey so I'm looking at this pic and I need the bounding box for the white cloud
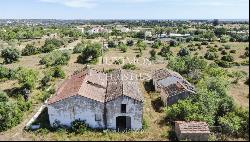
[39,0,158,8]
[39,0,249,8]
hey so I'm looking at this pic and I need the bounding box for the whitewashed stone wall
[47,96,105,128]
[105,96,143,130]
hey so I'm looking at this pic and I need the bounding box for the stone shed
[152,69,195,106]
[175,121,210,141]
[46,69,143,131]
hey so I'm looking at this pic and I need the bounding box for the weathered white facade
[106,96,143,130]
[48,96,105,128]
[47,69,143,131]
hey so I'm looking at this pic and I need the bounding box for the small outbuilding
[152,69,195,106]
[175,121,210,141]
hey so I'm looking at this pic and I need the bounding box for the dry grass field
[0,38,249,140]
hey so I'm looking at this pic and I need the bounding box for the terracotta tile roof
[152,68,183,81]
[48,69,143,105]
[162,81,195,97]
[48,69,107,104]
[47,70,86,104]
[106,69,143,102]
[175,121,210,134]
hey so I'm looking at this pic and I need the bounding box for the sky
[0,0,249,19]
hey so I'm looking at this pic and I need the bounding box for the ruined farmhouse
[47,69,143,131]
[152,69,195,106]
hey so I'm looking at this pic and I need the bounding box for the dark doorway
[116,116,131,131]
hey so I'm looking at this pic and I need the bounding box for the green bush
[51,66,65,79]
[159,46,173,60]
[1,47,21,64]
[77,43,101,64]
[0,66,14,81]
[73,43,86,54]
[15,67,39,90]
[0,91,9,102]
[119,44,128,53]
[152,40,163,49]
[21,44,39,56]
[113,59,123,65]
[149,49,157,60]
[122,63,137,70]
[204,52,218,60]
[108,41,116,48]
[221,55,234,62]
[126,40,134,46]
[70,119,90,134]
[178,48,190,57]
[224,45,231,50]
[215,60,233,68]
[230,50,237,54]
[40,51,70,67]
[219,108,249,137]
[221,50,228,55]
[201,41,209,45]
[218,47,224,51]
[169,40,179,47]
[208,47,218,52]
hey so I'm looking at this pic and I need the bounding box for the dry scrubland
[0,37,249,140]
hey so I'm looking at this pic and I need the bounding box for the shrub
[21,44,39,56]
[41,44,56,53]
[219,108,249,137]
[0,91,9,102]
[189,47,197,51]
[126,40,134,46]
[206,45,212,49]
[221,50,228,55]
[73,43,86,54]
[51,66,65,79]
[0,102,23,132]
[0,66,14,81]
[113,59,123,65]
[221,55,234,62]
[122,63,136,70]
[152,40,163,49]
[224,45,231,50]
[71,119,90,134]
[108,41,116,48]
[41,74,53,87]
[208,47,218,52]
[218,47,224,51]
[241,60,249,66]
[1,47,21,64]
[40,51,70,67]
[149,49,157,60]
[244,50,249,57]
[77,43,101,64]
[119,44,128,53]
[230,50,237,54]
[198,45,203,50]
[15,67,39,90]
[159,46,173,60]
[178,48,190,57]
[201,41,209,45]
[221,35,230,43]
[215,60,232,68]
[169,40,179,47]
[204,52,218,60]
